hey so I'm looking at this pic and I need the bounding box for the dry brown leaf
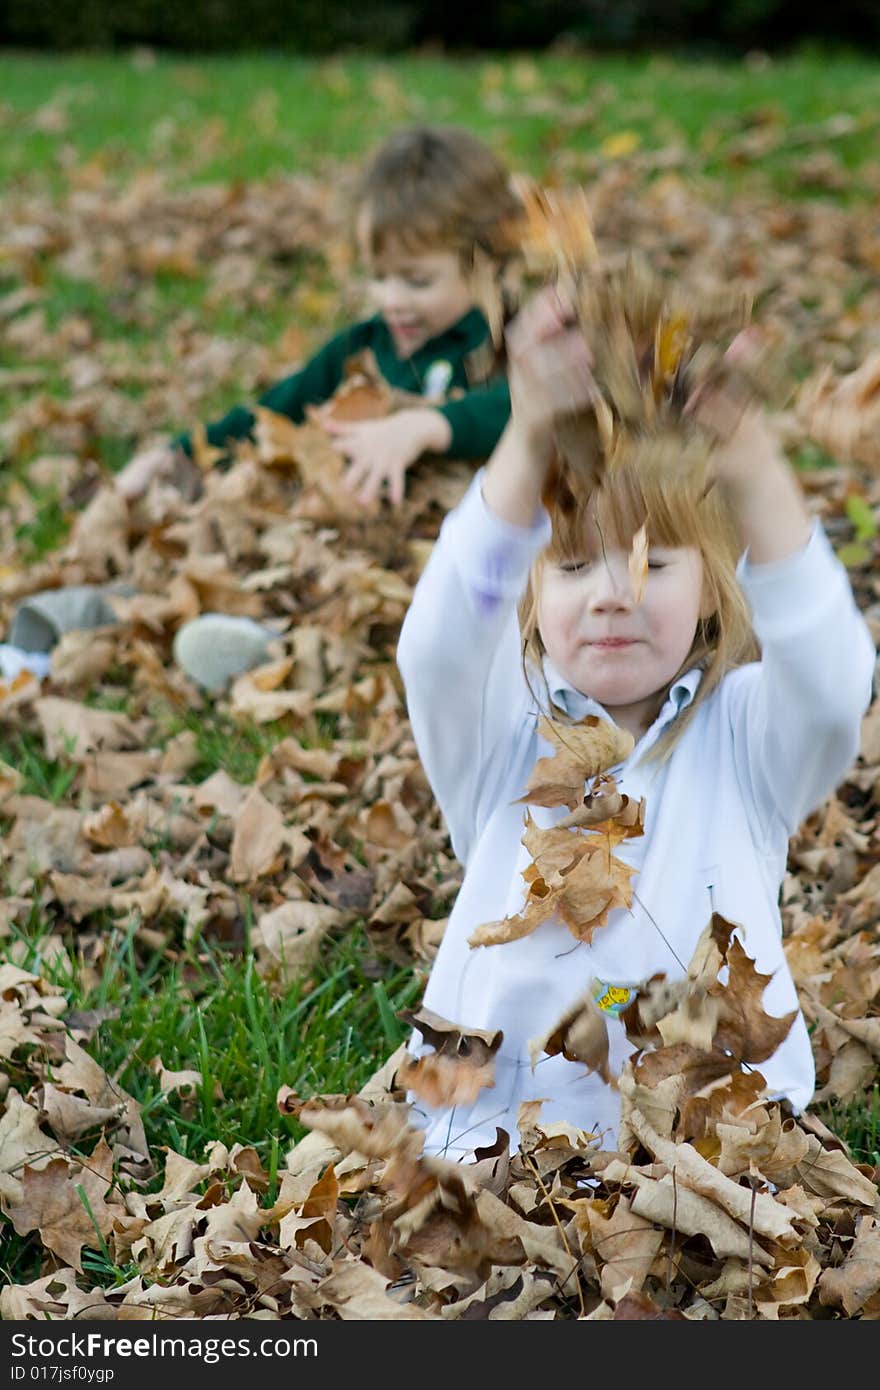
[4,1138,118,1273]
[818,1215,880,1316]
[582,1193,665,1302]
[397,1007,503,1108]
[0,1090,57,1204]
[518,715,635,810]
[33,697,144,760]
[797,352,880,467]
[251,900,341,983]
[229,787,286,882]
[528,990,612,1084]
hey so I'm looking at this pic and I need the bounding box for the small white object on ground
[173,613,275,691]
[0,644,53,682]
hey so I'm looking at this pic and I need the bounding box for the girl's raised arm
[711,408,875,840]
[397,291,596,862]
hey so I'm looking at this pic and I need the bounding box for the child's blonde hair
[519,450,760,762]
[351,124,521,265]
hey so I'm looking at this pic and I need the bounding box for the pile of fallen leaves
[0,347,472,984]
[1,150,879,1317]
[2,913,880,1320]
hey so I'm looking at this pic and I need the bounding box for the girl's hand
[505,286,597,461]
[689,350,812,564]
[326,408,452,508]
[479,287,598,529]
[115,441,178,500]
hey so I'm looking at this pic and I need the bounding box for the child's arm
[433,376,512,462]
[397,292,595,859]
[326,376,511,508]
[705,405,813,564]
[114,326,360,499]
[709,407,876,840]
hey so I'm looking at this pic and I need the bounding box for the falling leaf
[528,990,612,1083]
[628,523,649,603]
[397,1007,503,1107]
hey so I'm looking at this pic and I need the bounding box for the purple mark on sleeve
[469,543,519,617]
[473,588,503,617]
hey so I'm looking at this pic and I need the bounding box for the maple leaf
[470,808,636,949]
[709,934,798,1064]
[621,914,796,1067]
[581,1194,666,1305]
[307,348,401,424]
[818,1216,880,1316]
[0,1090,58,1204]
[509,178,599,283]
[228,786,286,882]
[251,899,340,985]
[517,715,635,810]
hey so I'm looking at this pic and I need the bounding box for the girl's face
[356,214,474,358]
[537,520,713,740]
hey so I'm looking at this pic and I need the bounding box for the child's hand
[114,441,178,500]
[481,290,597,529]
[505,286,597,459]
[325,408,452,508]
[692,386,812,564]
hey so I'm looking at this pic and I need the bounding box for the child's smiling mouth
[387,318,424,338]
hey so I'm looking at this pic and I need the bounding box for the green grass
[817,1088,880,1169]
[2,915,422,1285]
[1,48,879,195]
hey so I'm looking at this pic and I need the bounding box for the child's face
[357,224,475,358]
[537,523,713,740]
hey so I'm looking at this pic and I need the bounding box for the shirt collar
[540,654,703,737]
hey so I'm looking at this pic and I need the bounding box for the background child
[396,289,876,1160]
[115,123,519,509]
[0,125,520,692]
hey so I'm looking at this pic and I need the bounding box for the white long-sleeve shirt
[396,470,876,1160]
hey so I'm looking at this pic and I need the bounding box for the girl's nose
[587,558,635,611]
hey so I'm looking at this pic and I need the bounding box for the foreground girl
[396,290,875,1159]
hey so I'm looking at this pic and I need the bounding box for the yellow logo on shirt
[591,979,638,1018]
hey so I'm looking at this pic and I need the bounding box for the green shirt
[174,307,510,463]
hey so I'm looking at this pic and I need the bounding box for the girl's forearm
[714,415,812,565]
[481,421,551,528]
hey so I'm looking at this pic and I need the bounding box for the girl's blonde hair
[351,124,522,265]
[518,449,760,762]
